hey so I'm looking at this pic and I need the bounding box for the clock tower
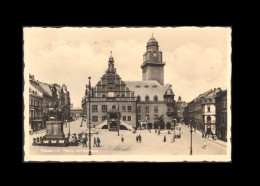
[141,34,165,85]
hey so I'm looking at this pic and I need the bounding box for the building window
[34,100,36,106]
[128,106,132,111]
[145,95,149,102]
[128,116,131,121]
[137,106,141,113]
[102,116,107,121]
[122,106,126,111]
[207,116,211,123]
[92,116,98,122]
[92,105,98,112]
[31,99,33,106]
[112,105,116,109]
[137,115,141,120]
[102,105,107,111]
[207,106,210,112]
[154,95,158,101]
[154,115,158,120]
[103,95,105,97]
[137,95,141,101]
[154,106,158,113]
[123,116,126,121]
[146,115,150,120]
[145,106,149,113]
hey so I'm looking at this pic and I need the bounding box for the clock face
[153,52,157,57]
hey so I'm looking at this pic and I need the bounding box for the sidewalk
[29,128,46,135]
[184,126,227,147]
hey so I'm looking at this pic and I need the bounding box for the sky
[24,27,231,108]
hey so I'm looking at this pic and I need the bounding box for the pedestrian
[164,135,166,142]
[93,137,97,147]
[168,130,170,135]
[97,137,100,147]
[155,129,157,133]
[202,140,206,149]
[136,135,139,143]
[121,135,124,143]
[139,134,142,143]
[158,130,160,135]
[83,136,86,147]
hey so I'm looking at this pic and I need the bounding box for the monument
[45,100,67,140]
[32,84,71,146]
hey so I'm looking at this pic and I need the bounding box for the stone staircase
[120,121,132,131]
[96,120,108,129]
[95,120,132,131]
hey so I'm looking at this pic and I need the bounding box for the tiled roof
[30,81,51,97]
[124,80,171,101]
[38,81,52,97]
[191,88,221,103]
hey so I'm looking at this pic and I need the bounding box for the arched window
[154,95,158,101]
[145,95,149,102]
[112,105,116,109]
[207,116,211,123]
[137,95,141,101]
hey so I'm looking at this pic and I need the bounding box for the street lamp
[88,77,92,156]
[190,119,193,155]
[118,102,120,136]
[173,121,176,142]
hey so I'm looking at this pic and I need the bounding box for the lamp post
[68,106,70,138]
[88,77,92,156]
[118,102,120,136]
[173,121,176,142]
[190,119,193,155]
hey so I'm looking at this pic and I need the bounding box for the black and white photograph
[23,27,231,162]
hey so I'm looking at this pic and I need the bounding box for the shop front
[216,124,227,141]
[32,119,44,132]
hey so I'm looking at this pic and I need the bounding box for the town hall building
[82,35,177,130]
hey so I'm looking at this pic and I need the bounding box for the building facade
[29,81,44,132]
[29,74,70,132]
[82,35,177,130]
[176,96,187,123]
[215,90,227,141]
[70,107,83,119]
[185,88,222,135]
[82,54,137,130]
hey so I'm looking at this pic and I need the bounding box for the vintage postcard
[23,27,232,162]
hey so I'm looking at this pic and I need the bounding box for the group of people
[78,133,101,147]
[136,134,142,143]
[155,129,161,135]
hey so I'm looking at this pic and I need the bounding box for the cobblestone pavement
[29,119,227,155]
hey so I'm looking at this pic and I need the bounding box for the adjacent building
[70,107,83,118]
[82,35,177,130]
[29,74,70,132]
[29,80,44,132]
[215,89,227,141]
[184,88,222,136]
[176,96,187,123]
